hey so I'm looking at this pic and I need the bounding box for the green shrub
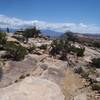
[50,40,61,55]
[50,37,84,61]
[0,67,3,81]
[59,52,67,61]
[92,58,100,68]
[15,45,28,61]
[81,72,89,79]
[92,83,100,91]
[87,41,100,48]
[0,32,6,44]
[19,75,25,79]
[39,44,47,50]
[74,67,83,74]
[26,73,30,77]
[14,80,18,83]
[50,39,71,56]
[71,47,85,57]
[22,27,41,42]
[62,31,78,43]
[76,48,85,57]
[28,44,36,53]
[92,41,100,48]
[4,41,27,61]
[0,32,7,49]
[88,68,96,75]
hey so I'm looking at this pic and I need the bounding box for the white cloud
[0,15,100,33]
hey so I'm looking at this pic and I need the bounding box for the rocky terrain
[0,31,100,100]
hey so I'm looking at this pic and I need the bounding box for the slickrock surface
[0,56,37,88]
[0,77,65,100]
[0,54,48,88]
[0,45,100,100]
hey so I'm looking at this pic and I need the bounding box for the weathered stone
[0,51,7,58]
[0,56,38,88]
[40,63,48,70]
[74,93,87,100]
[0,77,65,100]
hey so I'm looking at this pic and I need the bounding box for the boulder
[96,69,100,76]
[0,51,7,58]
[95,78,100,83]
[7,37,19,42]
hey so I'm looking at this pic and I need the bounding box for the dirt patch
[60,68,86,100]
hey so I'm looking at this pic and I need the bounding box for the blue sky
[0,0,100,33]
[0,0,100,24]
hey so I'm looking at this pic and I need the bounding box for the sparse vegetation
[92,83,100,91]
[71,46,85,57]
[92,58,100,68]
[26,74,30,77]
[0,67,3,81]
[28,44,36,53]
[4,41,27,61]
[39,44,47,50]
[92,41,100,48]
[22,27,41,42]
[12,35,25,42]
[74,67,83,74]
[19,75,25,79]
[50,36,85,61]
[0,32,7,49]
[50,39,71,56]
[61,31,78,43]
[79,38,100,49]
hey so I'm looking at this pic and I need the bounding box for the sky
[0,0,100,33]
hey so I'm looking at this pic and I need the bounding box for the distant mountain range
[1,27,100,39]
[0,28,17,33]
[0,28,63,37]
[82,34,100,39]
[41,30,63,37]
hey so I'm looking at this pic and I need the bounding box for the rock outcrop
[0,55,38,88]
[0,77,65,100]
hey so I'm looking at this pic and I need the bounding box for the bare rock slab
[74,93,87,100]
[0,77,65,100]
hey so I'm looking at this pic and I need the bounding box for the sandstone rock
[0,56,38,88]
[0,77,65,100]
[41,67,65,83]
[88,75,96,82]
[0,51,7,58]
[40,63,48,70]
[7,37,19,42]
[95,78,100,83]
[74,93,87,100]
[40,58,68,83]
[34,50,44,55]
[96,69,100,76]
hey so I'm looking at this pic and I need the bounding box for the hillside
[0,31,100,100]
